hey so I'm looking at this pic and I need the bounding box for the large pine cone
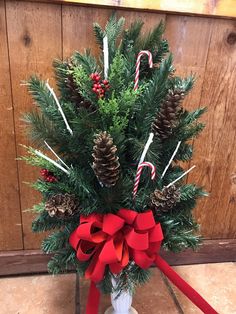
[45,193,79,218]
[151,88,185,139]
[92,131,120,187]
[150,185,181,212]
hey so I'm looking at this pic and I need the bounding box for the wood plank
[0,239,235,276]
[0,1,23,250]
[188,19,236,239]
[20,0,236,19]
[164,15,213,195]
[165,15,213,110]
[5,0,62,249]
[62,5,112,58]
[62,5,165,58]
[161,239,236,265]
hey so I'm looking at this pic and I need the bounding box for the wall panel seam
[4,0,24,250]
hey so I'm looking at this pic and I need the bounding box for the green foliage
[22,15,207,294]
[71,64,96,104]
[72,49,98,74]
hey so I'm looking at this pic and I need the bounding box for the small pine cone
[150,185,181,212]
[92,131,120,187]
[151,88,185,139]
[45,193,79,218]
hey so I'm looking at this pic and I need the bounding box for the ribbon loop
[69,208,218,314]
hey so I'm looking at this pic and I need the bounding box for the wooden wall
[0,0,235,251]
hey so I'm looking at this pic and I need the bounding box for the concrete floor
[0,263,235,313]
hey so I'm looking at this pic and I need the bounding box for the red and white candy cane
[133,161,156,198]
[134,50,153,91]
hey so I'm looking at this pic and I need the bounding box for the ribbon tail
[86,281,100,314]
[155,256,218,314]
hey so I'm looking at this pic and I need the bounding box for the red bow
[69,209,163,283]
[69,209,217,314]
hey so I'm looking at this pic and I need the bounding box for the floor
[0,263,235,314]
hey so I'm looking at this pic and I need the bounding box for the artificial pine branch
[23,111,60,147]
[93,22,105,49]
[120,20,144,54]
[72,49,98,74]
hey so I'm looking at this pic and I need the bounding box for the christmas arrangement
[22,15,217,313]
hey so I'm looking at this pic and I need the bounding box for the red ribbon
[69,209,218,314]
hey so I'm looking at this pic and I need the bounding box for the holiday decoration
[45,193,78,218]
[90,73,110,98]
[150,185,181,212]
[92,131,120,187]
[40,169,57,183]
[133,161,156,198]
[134,50,153,91]
[22,14,216,314]
[151,88,185,139]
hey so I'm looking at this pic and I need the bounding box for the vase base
[104,306,138,314]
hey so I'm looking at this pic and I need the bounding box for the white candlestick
[33,149,70,175]
[167,165,196,188]
[103,36,109,80]
[44,141,70,170]
[161,141,181,178]
[46,82,73,136]
[138,132,154,165]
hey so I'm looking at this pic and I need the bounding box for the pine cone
[151,88,185,139]
[92,131,120,187]
[150,185,180,212]
[66,62,93,110]
[45,193,79,218]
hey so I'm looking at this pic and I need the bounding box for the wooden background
[0,0,236,252]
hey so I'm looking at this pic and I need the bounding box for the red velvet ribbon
[69,209,218,314]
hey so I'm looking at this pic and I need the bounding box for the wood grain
[19,0,236,19]
[0,1,23,250]
[165,15,213,109]
[0,239,235,276]
[62,5,111,58]
[164,15,213,179]
[189,19,236,238]
[62,5,165,58]
[5,1,62,249]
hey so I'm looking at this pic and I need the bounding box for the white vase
[104,278,138,314]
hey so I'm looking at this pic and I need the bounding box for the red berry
[92,87,97,92]
[97,84,101,88]
[40,169,48,176]
[95,74,101,81]
[102,80,109,85]
[106,85,110,89]
[90,73,95,80]
[93,83,98,88]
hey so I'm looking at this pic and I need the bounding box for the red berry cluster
[90,73,110,98]
[40,169,57,183]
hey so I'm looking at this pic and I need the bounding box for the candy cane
[134,50,153,91]
[133,161,156,198]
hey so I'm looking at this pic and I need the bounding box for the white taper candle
[103,35,109,80]
[167,165,196,188]
[44,141,70,170]
[46,82,73,136]
[161,141,181,178]
[33,149,70,175]
[138,132,154,165]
